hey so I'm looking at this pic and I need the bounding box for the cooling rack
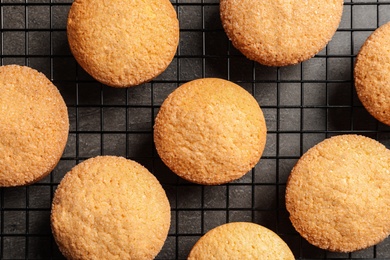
[1,0,390,259]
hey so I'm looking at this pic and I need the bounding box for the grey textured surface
[1,0,390,259]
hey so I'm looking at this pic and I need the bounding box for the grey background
[1,0,390,259]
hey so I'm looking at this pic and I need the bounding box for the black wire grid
[1,0,390,259]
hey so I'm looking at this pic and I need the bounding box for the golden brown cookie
[188,222,295,260]
[154,78,267,185]
[67,0,179,88]
[0,65,69,187]
[220,0,344,66]
[286,134,390,252]
[51,156,170,259]
[354,22,390,125]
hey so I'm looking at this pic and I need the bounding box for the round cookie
[67,0,179,88]
[51,156,170,259]
[154,78,267,185]
[0,65,69,187]
[188,222,295,260]
[354,22,390,125]
[286,134,390,252]
[220,0,344,66]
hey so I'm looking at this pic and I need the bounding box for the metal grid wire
[1,0,390,259]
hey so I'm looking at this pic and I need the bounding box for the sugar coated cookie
[0,65,69,187]
[220,0,344,66]
[67,0,179,87]
[154,78,267,185]
[355,22,390,125]
[51,156,171,259]
[188,222,295,260]
[286,134,390,252]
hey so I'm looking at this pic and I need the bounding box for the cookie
[51,156,170,259]
[188,222,295,259]
[354,22,390,125]
[285,134,390,252]
[220,0,344,66]
[0,65,69,187]
[154,78,267,185]
[67,0,179,88]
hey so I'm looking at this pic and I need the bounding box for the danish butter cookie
[67,0,179,87]
[0,65,69,187]
[220,0,344,66]
[154,78,267,185]
[355,22,390,125]
[51,156,170,259]
[286,135,390,252]
[188,222,295,260]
